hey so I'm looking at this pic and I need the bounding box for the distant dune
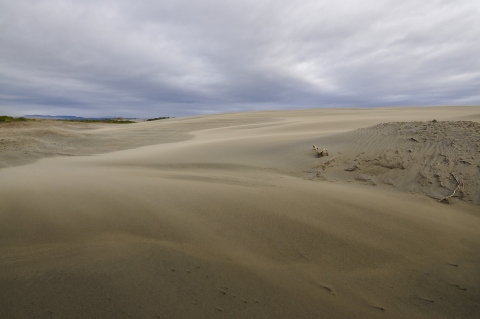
[1,107,479,319]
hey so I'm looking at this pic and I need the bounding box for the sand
[310,120,480,204]
[0,106,479,318]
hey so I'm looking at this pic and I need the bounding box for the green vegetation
[0,115,31,123]
[146,117,170,121]
[0,115,135,124]
[61,118,136,124]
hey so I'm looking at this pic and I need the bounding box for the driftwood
[439,173,465,203]
[313,145,329,157]
[439,182,464,203]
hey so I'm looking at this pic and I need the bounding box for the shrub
[0,116,30,123]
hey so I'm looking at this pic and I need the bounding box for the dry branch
[313,145,329,157]
[439,174,465,203]
[439,182,464,203]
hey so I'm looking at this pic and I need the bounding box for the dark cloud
[1,0,479,117]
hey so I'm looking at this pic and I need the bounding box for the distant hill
[24,115,137,120]
[25,115,85,119]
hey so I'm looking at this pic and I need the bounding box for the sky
[1,0,479,118]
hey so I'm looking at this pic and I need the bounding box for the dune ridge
[0,107,479,318]
[310,120,480,204]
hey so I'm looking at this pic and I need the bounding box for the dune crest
[311,120,480,204]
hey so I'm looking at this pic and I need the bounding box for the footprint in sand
[449,284,467,291]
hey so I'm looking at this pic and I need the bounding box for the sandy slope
[1,107,479,319]
[310,120,480,204]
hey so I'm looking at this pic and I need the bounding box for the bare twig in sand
[318,148,329,158]
[451,172,461,184]
[457,159,472,165]
[439,173,465,203]
[439,182,464,203]
[313,145,329,158]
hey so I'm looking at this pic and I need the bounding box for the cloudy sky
[1,0,479,117]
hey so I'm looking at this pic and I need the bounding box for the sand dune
[1,107,479,318]
[311,120,480,204]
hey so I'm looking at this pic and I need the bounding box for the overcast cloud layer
[1,0,479,117]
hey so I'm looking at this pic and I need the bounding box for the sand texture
[310,120,480,204]
[1,107,479,318]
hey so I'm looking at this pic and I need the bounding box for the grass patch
[0,116,135,124]
[0,116,31,123]
[146,117,170,121]
[61,118,136,124]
